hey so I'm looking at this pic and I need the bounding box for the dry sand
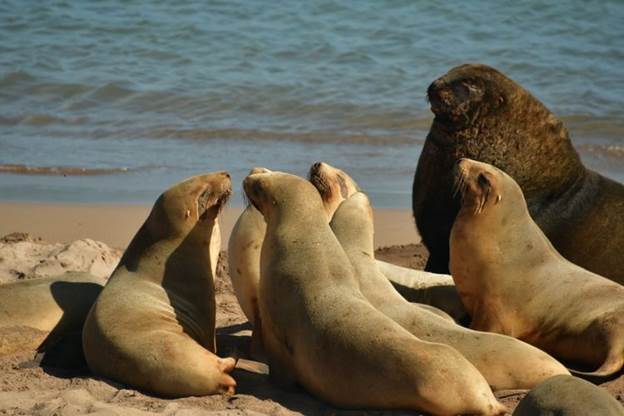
[0,203,418,249]
[0,203,621,415]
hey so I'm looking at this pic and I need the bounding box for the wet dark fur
[413,64,624,284]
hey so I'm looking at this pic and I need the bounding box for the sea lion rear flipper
[569,354,624,382]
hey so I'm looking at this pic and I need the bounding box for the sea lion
[513,375,624,416]
[228,164,456,336]
[375,260,465,322]
[450,158,624,378]
[243,169,505,415]
[309,161,467,322]
[228,168,271,327]
[413,63,624,285]
[0,272,103,357]
[82,172,236,397]
[329,190,569,390]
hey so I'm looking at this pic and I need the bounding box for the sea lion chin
[413,63,624,285]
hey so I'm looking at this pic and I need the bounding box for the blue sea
[1,0,623,207]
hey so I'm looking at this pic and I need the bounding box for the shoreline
[0,201,420,249]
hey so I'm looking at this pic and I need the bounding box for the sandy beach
[0,202,419,249]
[0,201,622,415]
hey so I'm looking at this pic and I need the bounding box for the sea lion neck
[259,183,327,229]
[116,214,216,282]
[264,200,327,234]
[451,196,558,312]
[330,194,374,256]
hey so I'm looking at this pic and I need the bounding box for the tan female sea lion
[228,168,272,326]
[243,169,505,415]
[82,172,236,397]
[413,63,624,285]
[328,189,569,391]
[228,162,460,334]
[309,161,467,322]
[451,158,624,378]
[0,272,103,356]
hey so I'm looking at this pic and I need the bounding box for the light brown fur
[327,185,568,391]
[450,159,624,377]
[83,172,236,397]
[244,170,505,415]
[310,161,467,322]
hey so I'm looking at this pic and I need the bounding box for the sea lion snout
[248,167,271,175]
[308,162,361,219]
[308,162,332,199]
[196,172,232,219]
[310,161,324,174]
[428,75,486,129]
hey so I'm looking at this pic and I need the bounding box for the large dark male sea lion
[450,159,624,378]
[243,170,505,415]
[413,63,624,284]
[83,172,236,397]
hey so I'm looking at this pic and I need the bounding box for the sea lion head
[427,64,517,134]
[243,170,322,220]
[426,64,581,191]
[119,171,231,273]
[242,167,272,207]
[149,171,232,240]
[453,158,524,219]
[308,162,360,219]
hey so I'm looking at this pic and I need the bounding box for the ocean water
[1,0,623,207]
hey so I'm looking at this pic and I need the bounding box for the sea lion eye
[251,180,263,198]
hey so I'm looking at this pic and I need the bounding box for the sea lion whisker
[216,189,232,214]
[480,185,491,213]
[452,168,467,198]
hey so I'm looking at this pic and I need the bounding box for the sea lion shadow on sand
[37,280,103,376]
[214,323,334,414]
[232,367,343,415]
[215,323,252,359]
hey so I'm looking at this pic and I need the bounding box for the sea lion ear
[477,173,491,189]
[495,194,502,204]
[184,209,191,219]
